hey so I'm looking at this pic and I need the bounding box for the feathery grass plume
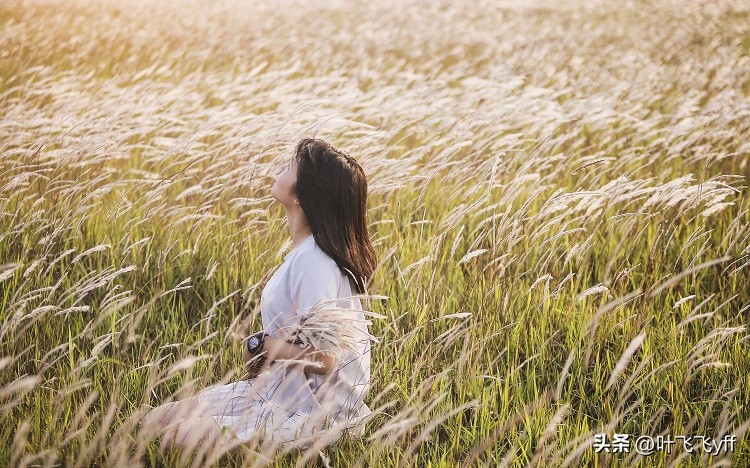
[605,332,646,391]
[240,297,384,380]
[576,284,610,302]
[0,263,21,282]
[281,300,383,357]
[529,402,571,466]
[555,348,577,401]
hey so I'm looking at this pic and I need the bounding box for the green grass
[1,0,749,466]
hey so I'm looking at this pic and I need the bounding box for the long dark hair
[292,138,377,295]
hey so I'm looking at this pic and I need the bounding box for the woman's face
[271,155,299,208]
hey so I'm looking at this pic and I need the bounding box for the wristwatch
[245,331,268,356]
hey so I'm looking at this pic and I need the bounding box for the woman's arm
[262,336,335,375]
[241,335,335,375]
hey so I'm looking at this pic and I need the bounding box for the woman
[140,138,378,453]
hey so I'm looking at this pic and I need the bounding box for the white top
[256,234,371,433]
[195,234,371,447]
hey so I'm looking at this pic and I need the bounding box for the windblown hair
[292,138,377,294]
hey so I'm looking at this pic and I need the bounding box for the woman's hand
[262,335,335,375]
[240,333,335,378]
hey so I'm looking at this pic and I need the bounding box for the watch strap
[246,331,268,355]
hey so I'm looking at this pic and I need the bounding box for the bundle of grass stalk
[240,297,383,380]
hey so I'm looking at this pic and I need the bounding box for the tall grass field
[1,0,749,466]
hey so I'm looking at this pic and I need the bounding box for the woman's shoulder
[289,239,342,278]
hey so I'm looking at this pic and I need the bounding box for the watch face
[247,336,260,351]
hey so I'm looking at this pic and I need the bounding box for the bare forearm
[263,336,334,375]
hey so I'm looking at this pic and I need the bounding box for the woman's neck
[285,208,313,249]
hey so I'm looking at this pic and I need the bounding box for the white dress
[195,234,372,449]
